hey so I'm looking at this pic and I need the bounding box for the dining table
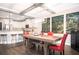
[23,34,61,55]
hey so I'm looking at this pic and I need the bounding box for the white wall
[29,18,43,34]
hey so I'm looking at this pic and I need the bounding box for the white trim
[50,17,52,32]
[64,14,66,34]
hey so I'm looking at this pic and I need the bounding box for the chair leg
[60,52,62,55]
[35,44,39,52]
[48,49,51,55]
[53,50,55,55]
[24,40,26,46]
[63,50,64,55]
[39,44,43,51]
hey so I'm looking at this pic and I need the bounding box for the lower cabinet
[0,34,23,44]
[71,30,79,51]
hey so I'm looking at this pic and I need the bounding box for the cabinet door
[0,22,2,30]
[71,33,76,48]
[76,31,79,48]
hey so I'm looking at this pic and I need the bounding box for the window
[42,18,50,32]
[66,12,79,33]
[52,15,64,33]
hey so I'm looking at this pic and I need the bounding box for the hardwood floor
[0,44,79,55]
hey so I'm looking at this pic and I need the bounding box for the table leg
[23,37,26,46]
[26,39,30,48]
[23,37,29,48]
[43,42,49,55]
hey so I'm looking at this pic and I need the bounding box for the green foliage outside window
[66,12,79,33]
[52,15,64,33]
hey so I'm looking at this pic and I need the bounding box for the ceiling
[0,3,79,21]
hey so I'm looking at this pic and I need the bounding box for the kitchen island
[0,31,23,44]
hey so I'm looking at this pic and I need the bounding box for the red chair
[49,33,68,55]
[23,32,29,46]
[23,32,29,36]
[48,32,53,36]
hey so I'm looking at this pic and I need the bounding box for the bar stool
[23,32,29,47]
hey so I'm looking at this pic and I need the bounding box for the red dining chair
[23,32,35,49]
[48,32,54,36]
[23,32,29,39]
[23,32,29,46]
[49,33,68,55]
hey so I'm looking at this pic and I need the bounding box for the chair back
[23,32,29,36]
[60,33,68,51]
[23,32,29,39]
[48,32,53,36]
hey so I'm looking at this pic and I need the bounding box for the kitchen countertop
[0,30,23,34]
